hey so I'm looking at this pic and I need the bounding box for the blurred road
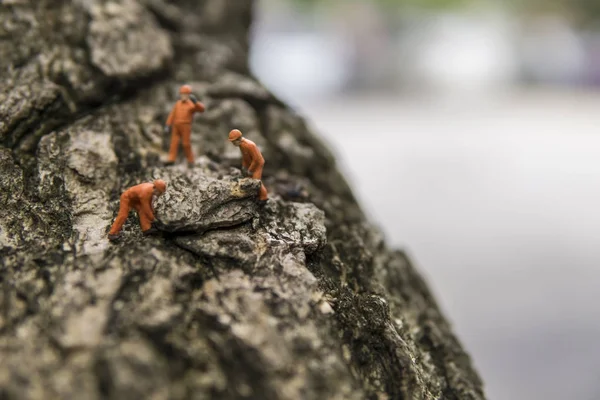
[296,89,600,400]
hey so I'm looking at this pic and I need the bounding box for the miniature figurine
[228,129,268,203]
[108,179,167,241]
[164,85,205,167]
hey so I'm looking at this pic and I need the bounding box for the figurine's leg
[138,212,153,232]
[167,125,181,162]
[252,167,268,200]
[258,183,268,201]
[109,195,131,235]
[181,125,194,163]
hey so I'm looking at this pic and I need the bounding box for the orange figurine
[164,85,205,167]
[108,179,167,241]
[228,129,268,203]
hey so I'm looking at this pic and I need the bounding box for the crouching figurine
[108,179,167,241]
[228,129,268,204]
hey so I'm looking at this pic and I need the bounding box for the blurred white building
[250,31,353,101]
[252,0,598,101]
[405,12,518,93]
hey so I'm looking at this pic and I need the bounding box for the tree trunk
[0,1,485,399]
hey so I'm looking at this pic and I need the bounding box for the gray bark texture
[0,1,486,399]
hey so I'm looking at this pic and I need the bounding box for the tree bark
[0,1,485,399]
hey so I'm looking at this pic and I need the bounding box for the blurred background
[251,1,600,399]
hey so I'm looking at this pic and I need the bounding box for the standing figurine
[164,85,205,167]
[108,179,167,241]
[228,129,268,203]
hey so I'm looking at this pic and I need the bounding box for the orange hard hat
[228,129,242,141]
[179,85,192,94]
[153,179,167,193]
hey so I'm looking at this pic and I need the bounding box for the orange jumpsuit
[166,100,205,163]
[109,183,156,235]
[239,138,268,201]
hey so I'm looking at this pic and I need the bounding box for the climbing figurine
[164,84,205,167]
[228,129,268,204]
[108,179,167,241]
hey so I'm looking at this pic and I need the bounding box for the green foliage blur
[288,0,600,26]
[291,0,472,11]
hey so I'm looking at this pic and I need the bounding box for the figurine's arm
[166,104,176,126]
[241,151,250,169]
[189,95,205,112]
[248,148,264,173]
[145,194,155,221]
[248,159,259,173]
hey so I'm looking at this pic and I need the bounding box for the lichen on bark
[0,1,485,399]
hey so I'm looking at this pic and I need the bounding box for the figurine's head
[179,85,192,101]
[228,129,243,146]
[153,179,167,196]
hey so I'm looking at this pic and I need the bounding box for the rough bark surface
[0,1,486,399]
